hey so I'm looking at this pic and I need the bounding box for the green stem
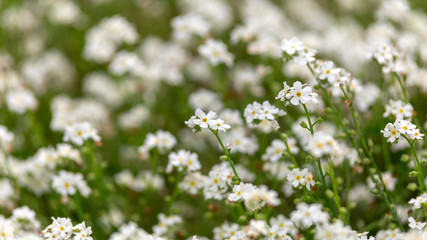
[404,136,426,193]
[306,63,403,230]
[344,159,351,224]
[85,142,106,195]
[317,159,338,218]
[167,170,183,214]
[328,159,345,222]
[277,129,299,168]
[210,128,240,182]
[393,73,408,102]
[74,193,85,221]
[302,104,314,135]
[151,148,159,175]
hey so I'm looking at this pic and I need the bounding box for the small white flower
[210,119,231,132]
[280,37,304,55]
[192,108,217,129]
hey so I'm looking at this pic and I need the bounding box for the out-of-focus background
[1,0,427,239]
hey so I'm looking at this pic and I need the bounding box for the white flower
[290,203,328,228]
[192,108,217,129]
[52,171,91,197]
[243,101,285,125]
[382,119,424,143]
[166,150,201,173]
[383,99,413,119]
[73,222,93,240]
[63,121,101,146]
[288,81,313,105]
[294,48,317,65]
[228,182,255,202]
[287,168,307,188]
[198,39,234,66]
[408,193,427,209]
[316,61,340,84]
[280,37,304,55]
[381,122,401,143]
[6,88,38,114]
[408,217,427,230]
[210,119,231,132]
[47,217,73,239]
[262,139,286,162]
[0,125,14,152]
[143,130,177,153]
[172,13,211,41]
[276,82,291,102]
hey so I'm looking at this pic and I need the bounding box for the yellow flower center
[202,118,208,122]
[296,92,302,97]
[296,175,301,180]
[392,130,397,135]
[213,51,220,58]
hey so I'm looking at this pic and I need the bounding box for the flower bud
[325,189,334,199]
[336,177,343,185]
[400,154,410,163]
[407,183,418,191]
[300,121,308,129]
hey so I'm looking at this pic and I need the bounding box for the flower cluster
[52,171,91,198]
[370,43,407,74]
[42,217,92,240]
[166,150,201,173]
[63,122,101,146]
[228,182,280,211]
[280,37,316,65]
[262,138,299,162]
[383,99,414,119]
[287,168,315,191]
[243,101,285,130]
[276,81,318,106]
[381,118,424,143]
[198,39,234,66]
[290,203,329,229]
[185,108,231,132]
[139,130,177,156]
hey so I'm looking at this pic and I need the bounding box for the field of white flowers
[1,0,427,239]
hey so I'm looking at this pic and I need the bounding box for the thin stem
[317,159,338,219]
[328,158,345,222]
[167,170,183,214]
[393,73,408,102]
[344,159,351,225]
[306,63,404,230]
[210,128,240,182]
[74,193,85,221]
[151,148,159,175]
[277,129,299,168]
[302,104,314,135]
[85,142,106,194]
[404,136,426,193]
[339,86,388,192]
